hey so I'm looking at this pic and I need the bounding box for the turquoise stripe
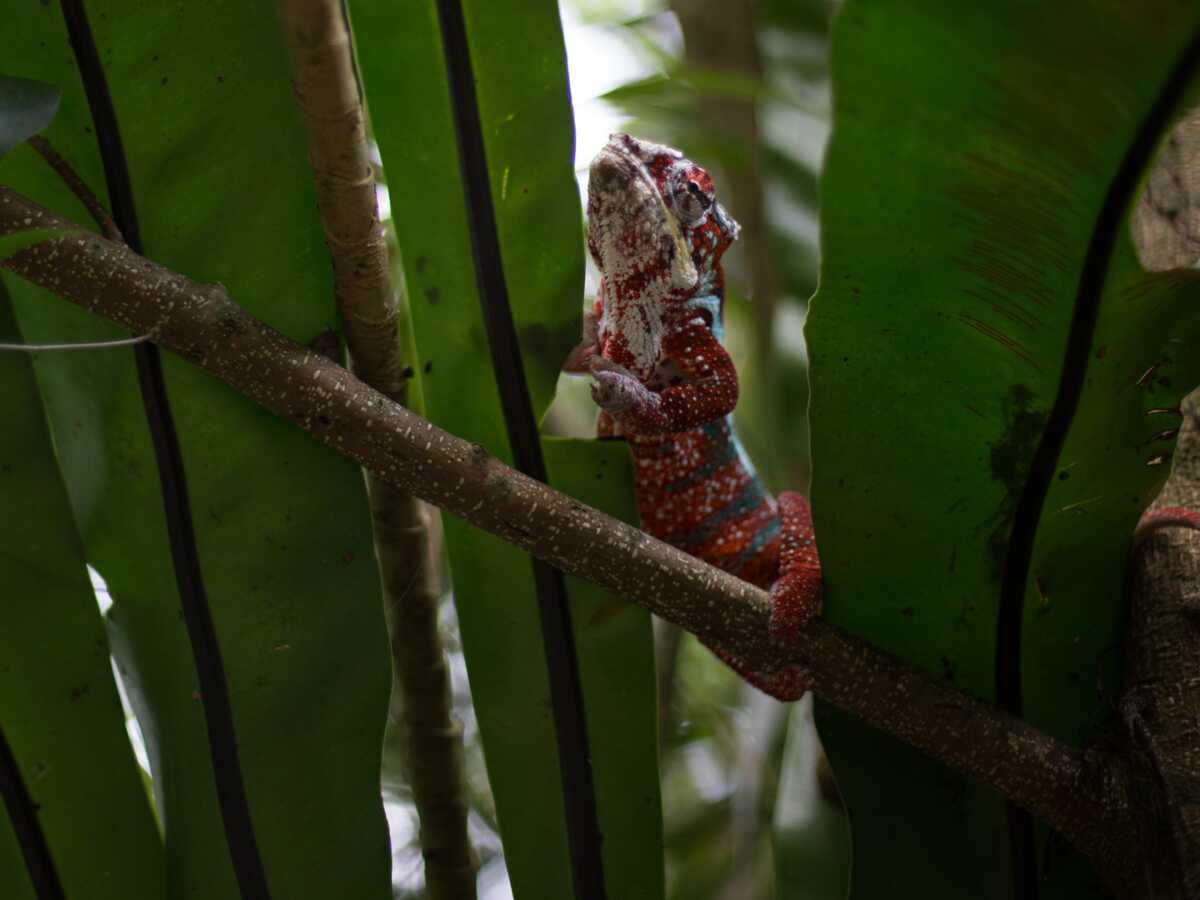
[727,516,781,575]
[665,420,736,493]
[672,478,772,552]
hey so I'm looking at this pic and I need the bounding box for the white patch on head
[587,135,699,377]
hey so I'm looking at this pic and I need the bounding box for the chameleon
[564,133,819,701]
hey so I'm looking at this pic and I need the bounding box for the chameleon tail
[703,640,812,703]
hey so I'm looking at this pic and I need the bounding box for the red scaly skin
[564,134,820,701]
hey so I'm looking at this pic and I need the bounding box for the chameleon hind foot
[769,491,823,640]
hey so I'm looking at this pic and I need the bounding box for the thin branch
[16,135,150,353]
[27,134,122,242]
[275,0,477,893]
[0,186,1136,884]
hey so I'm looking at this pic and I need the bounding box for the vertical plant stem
[276,1,478,894]
[1126,390,1200,899]
[671,0,777,361]
[1112,98,1200,900]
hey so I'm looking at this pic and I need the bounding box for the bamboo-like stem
[0,188,1140,891]
[1127,391,1200,898]
[1121,109,1200,900]
[670,0,777,362]
[275,2,477,894]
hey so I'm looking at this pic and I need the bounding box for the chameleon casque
[565,133,819,701]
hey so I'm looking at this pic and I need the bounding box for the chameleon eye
[686,181,712,208]
[675,181,711,225]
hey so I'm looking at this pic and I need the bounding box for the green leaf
[0,285,165,898]
[0,75,58,158]
[544,437,665,899]
[1,4,391,896]
[807,0,1200,894]
[350,0,663,894]
[772,701,850,900]
[0,816,35,900]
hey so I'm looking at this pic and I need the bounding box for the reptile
[564,133,819,701]
[563,133,1200,703]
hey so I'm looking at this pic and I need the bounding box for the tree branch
[275,1,477,893]
[0,186,1135,881]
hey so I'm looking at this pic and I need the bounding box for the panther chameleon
[564,133,819,701]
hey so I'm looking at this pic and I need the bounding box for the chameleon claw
[591,370,645,411]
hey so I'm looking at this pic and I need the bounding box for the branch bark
[275,2,477,894]
[0,187,1138,890]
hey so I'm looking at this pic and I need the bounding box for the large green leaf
[545,438,663,897]
[350,1,663,895]
[1,3,390,896]
[0,228,83,261]
[808,1,1200,894]
[772,701,850,900]
[0,286,164,898]
[0,815,34,900]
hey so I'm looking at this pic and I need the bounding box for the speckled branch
[275,1,477,894]
[0,187,1134,886]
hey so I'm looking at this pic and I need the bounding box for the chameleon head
[587,134,741,302]
[586,134,741,379]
